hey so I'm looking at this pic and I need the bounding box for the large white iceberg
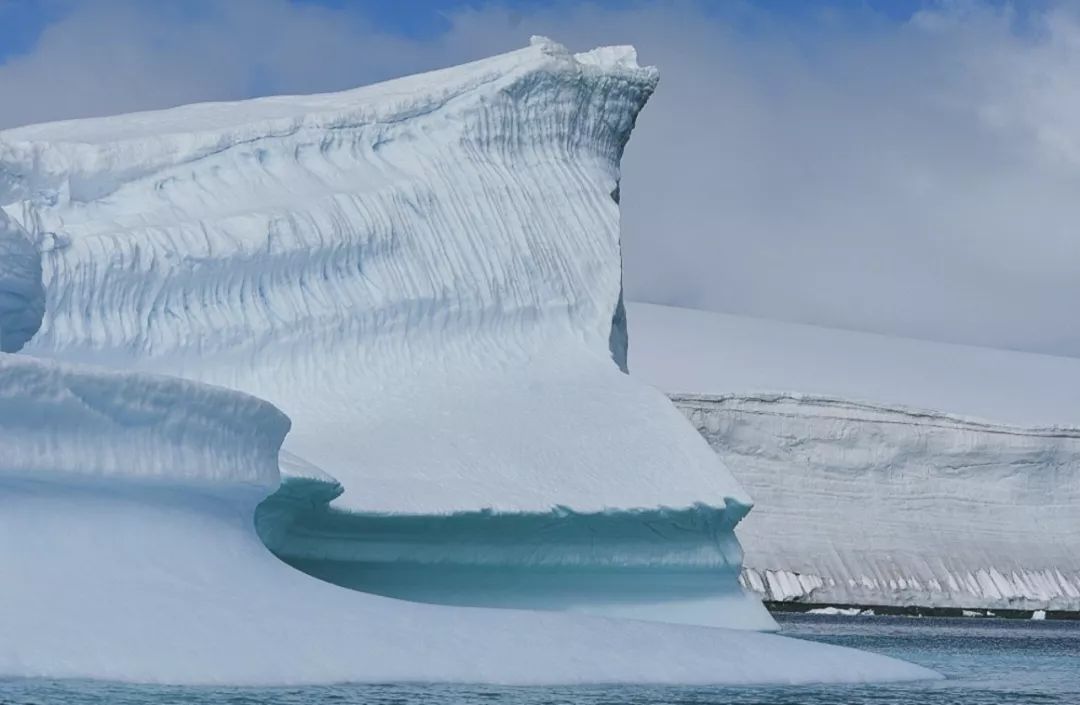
[0,37,768,630]
[629,302,1080,611]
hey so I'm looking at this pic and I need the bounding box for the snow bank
[0,352,938,685]
[628,303,1080,610]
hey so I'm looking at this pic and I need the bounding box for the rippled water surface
[3,614,1078,704]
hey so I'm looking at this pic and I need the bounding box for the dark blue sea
[3,613,1077,704]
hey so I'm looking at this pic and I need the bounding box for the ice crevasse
[0,38,941,684]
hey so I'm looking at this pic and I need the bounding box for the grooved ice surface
[1,37,740,515]
[629,302,1080,609]
[0,352,938,685]
[0,210,43,352]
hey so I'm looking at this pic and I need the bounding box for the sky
[1,0,1079,357]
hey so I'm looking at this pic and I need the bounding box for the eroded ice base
[0,479,940,686]
[257,478,774,631]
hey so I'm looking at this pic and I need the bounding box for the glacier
[629,302,1080,611]
[0,353,939,685]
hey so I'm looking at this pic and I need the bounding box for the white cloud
[2,1,1080,355]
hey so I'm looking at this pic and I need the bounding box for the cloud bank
[2,0,1079,356]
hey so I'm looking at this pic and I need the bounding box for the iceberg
[0,38,938,685]
[629,302,1080,611]
[1,36,766,630]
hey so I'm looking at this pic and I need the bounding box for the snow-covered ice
[629,302,1080,610]
[628,301,1080,427]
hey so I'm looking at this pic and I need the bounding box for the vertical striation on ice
[0,210,43,352]
[679,393,1080,611]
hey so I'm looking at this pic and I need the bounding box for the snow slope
[629,303,1080,609]
[0,39,769,629]
[628,302,1080,427]
[0,353,938,685]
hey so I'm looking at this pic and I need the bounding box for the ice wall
[0,39,765,628]
[0,353,938,685]
[677,394,1080,610]
[626,303,1080,611]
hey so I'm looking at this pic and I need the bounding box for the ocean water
[2,613,1077,704]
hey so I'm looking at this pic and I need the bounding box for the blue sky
[0,0,981,65]
[1,0,1080,357]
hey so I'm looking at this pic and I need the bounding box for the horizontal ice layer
[628,303,1080,610]
[257,477,769,631]
[0,353,937,685]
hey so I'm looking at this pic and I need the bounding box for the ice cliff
[1,38,765,630]
[629,302,1080,611]
[681,393,1080,610]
